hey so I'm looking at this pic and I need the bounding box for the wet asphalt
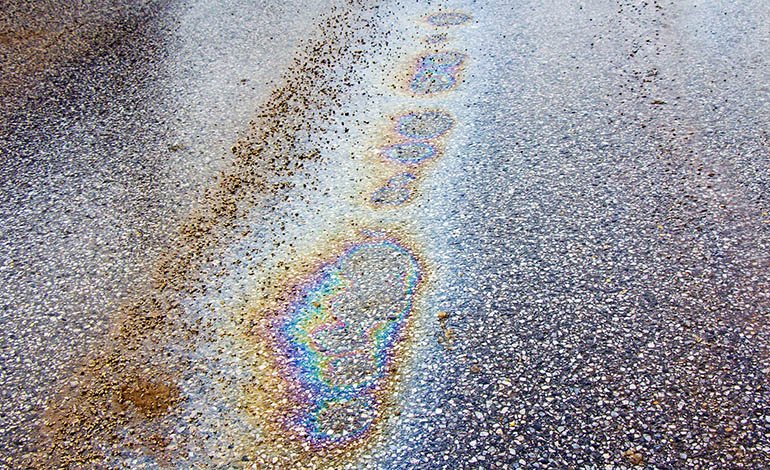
[389,1,770,467]
[1,0,769,468]
[1,0,339,462]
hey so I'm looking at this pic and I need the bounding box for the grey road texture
[1,0,768,467]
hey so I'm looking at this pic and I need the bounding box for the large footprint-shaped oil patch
[278,238,422,444]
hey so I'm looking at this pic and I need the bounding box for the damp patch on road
[425,12,472,27]
[424,33,448,45]
[410,51,466,95]
[369,173,418,208]
[278,239,421,443]
[382,142,438,165]
[395,110,455,140]
[241,229,427,465]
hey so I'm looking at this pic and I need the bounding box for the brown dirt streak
[22,1,379,467]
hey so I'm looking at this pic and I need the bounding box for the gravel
[2,0,768,467]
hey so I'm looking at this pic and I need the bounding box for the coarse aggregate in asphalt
[1,0,769,468]
[1,0,348,463]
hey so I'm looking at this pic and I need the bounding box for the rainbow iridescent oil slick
[370,173,418,207]
[242,7,469,465]
[382,142,438,165]
[410,51,466,95]
[239,6,471,465]
[368,110,456,206]
[266,236,423,447]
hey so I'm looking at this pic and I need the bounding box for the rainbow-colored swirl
[277,238,422,445]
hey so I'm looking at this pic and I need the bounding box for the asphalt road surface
[1,0,769,468]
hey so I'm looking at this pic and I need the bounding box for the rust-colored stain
[118,377,180,418]
[19,2,378,467]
